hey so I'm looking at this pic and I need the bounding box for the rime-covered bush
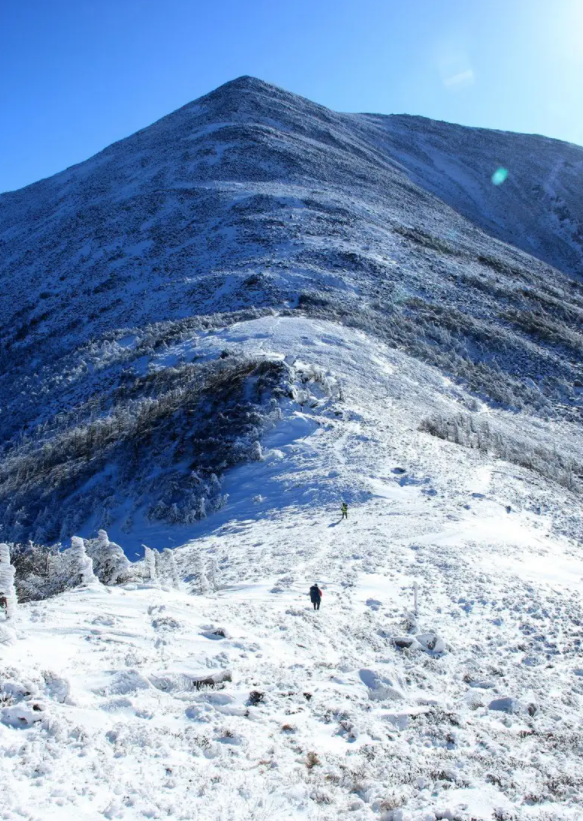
[0,543,17,618]
[70,536,97,585]
[193,551,210,595]
[420,411,583,494]
[143,546,158,583]
[10,542,73,602]
[207,557,219,592]
[292,294,567,417]
[85,530,130,585]
[6,537,181,604]
[0,357,287,543]
[162,548,181,590]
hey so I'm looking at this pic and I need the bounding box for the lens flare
[492,167,508,186]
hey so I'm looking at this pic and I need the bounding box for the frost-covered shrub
[207,557,219,592]
[419,412,583,494]
[0,543,17,618]
[162,548,181,590]
[7,537,140,602]
[0,358,287,542]
[85,530,130,585]
[143,546,158,583]
[503,308,583,358]
[291,292,569,418]
[10,542,71,602]
[193,551,210,595]
[291,362,343,405]
[250,441,263,461]
[70,536,97,585]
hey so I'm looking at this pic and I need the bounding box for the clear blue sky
[2,0,582,193]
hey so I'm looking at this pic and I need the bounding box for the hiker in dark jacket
[309,583,323,610]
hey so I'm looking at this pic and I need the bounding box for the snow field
[2,498,582,820]
[2,317,583,820]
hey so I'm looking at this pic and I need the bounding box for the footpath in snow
[2,317,583,821]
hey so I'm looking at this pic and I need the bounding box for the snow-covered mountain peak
[0,76,582,547]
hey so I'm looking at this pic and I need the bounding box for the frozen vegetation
[0,543,17,619]
[0,78,583,820]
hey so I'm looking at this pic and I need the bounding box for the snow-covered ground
[2,76,582,546]
[2,318,582,821]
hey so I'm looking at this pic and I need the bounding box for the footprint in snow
[151,617,181,631]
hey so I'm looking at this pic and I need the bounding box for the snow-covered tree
[168,503,181,524]
[70,536,97,585]
[250,440,263,461]
[9,541,72,603]
[193,550,209,595]
[143,546,158,583]
[198,496,207,519]
[209,473,222,495]
[163,548,181,590]
[86,529,129,585]
[207,556,219,592]
[0,543,17,618]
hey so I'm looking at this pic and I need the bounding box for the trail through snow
[2,317,583,821]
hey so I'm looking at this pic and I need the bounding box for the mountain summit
[0,77,582,545]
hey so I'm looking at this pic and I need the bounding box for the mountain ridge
[5,75,583,198]
[0,76,582,545]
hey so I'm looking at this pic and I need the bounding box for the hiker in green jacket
[341,502,348,520]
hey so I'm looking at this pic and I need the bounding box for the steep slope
[0,76,582,546]
[362,113,583,280]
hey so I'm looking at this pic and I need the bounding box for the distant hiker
[341,502,348,520]
[309,583,323,610]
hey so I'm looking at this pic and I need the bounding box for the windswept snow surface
[2,318,583,820]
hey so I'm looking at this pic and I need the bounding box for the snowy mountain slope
[133,315,583,546]
[2,76,583,821]
[0,77,582,434]
[1,77,583,543]
[2,320,583,820]
[361,113,583,280]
